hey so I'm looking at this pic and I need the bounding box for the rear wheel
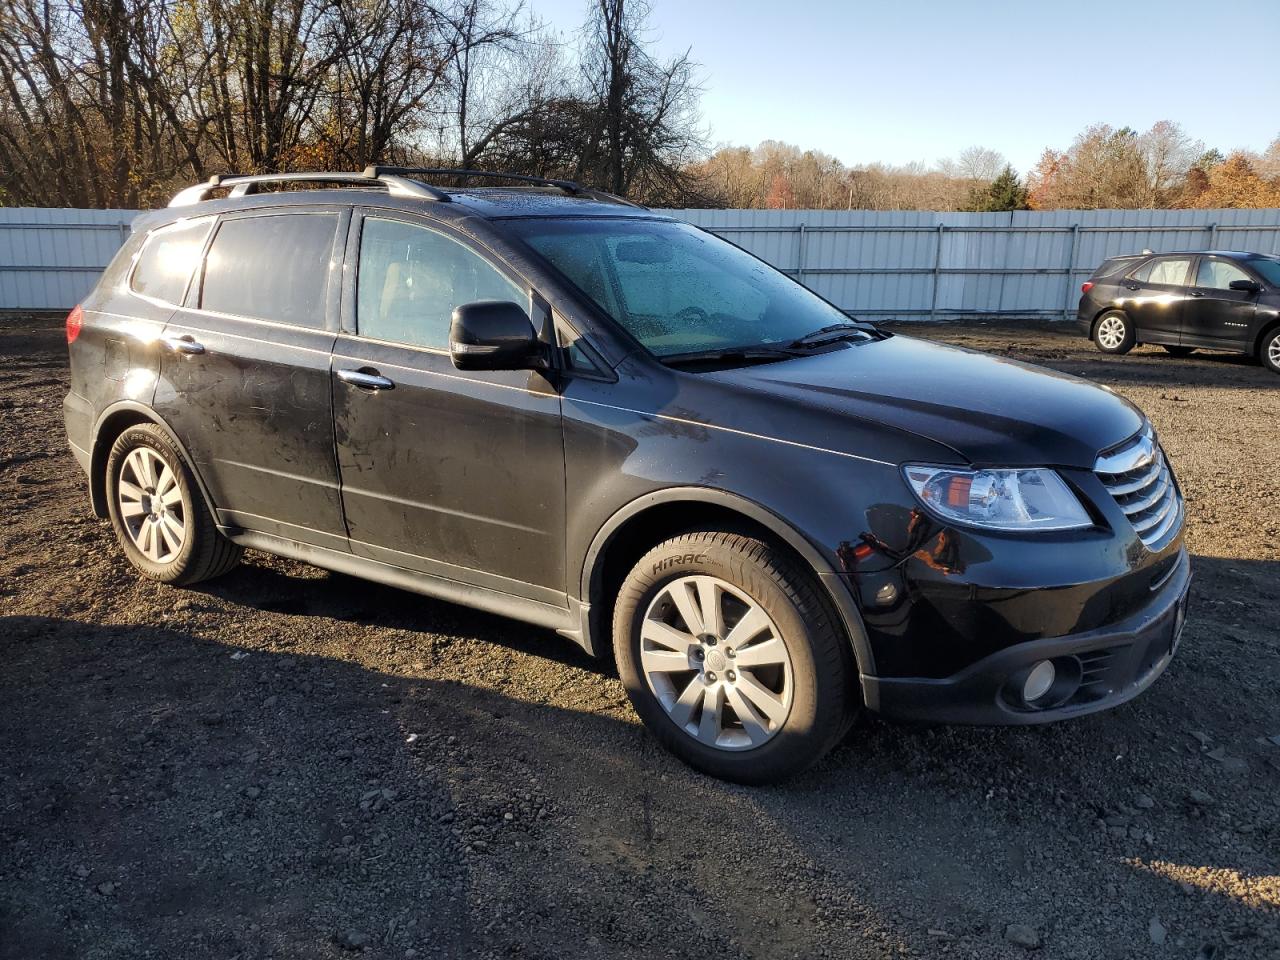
[1093,311,1135,354]
[1163,345,1196,358]
[1262,328,1280,374]
[105,424,242,584]
[612,530,855,784]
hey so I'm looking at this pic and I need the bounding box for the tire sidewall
[105,426,201,582]
[613,536,837,783]
[1262,330,1280,374]
[1094,310,1134,354]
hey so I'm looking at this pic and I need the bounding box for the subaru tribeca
[63,169,1190,783]
[1078,249,1280,373]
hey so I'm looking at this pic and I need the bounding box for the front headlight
[902,465,1092,532]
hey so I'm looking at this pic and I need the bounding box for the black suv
[64,169,1190,783]
[1078,249,1280,372]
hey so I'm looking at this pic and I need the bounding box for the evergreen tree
[967,164,1029,211]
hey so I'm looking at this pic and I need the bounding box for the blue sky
[534,0,1279,173]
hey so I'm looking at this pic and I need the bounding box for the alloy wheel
[1269,335,1280,369]
[117,446,187,563]
[639,574,793,750]
[1098,315,1126,350]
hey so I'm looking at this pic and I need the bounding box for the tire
[105,423,242,585]
[1093,311,1135,354]
[1261,328,1280,374]
[612,530,856,784]
[1163,345,1196,358]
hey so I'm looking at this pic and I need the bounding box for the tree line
[694,124,1280,212]
[0,0,704,207]
[2,0,1277,211]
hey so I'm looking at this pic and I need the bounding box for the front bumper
[863,547,1190,725]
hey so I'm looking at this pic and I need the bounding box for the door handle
[162,334,205,355]
[1190,290,1205,297]
[337,368,394,390]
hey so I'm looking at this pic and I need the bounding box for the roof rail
[363,166,645,208]
[168,171,449,207]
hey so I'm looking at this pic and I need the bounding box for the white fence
[3,205,1280,317]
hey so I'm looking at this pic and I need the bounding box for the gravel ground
[1,316,1277,960]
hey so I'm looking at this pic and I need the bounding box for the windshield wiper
[787,322,878,350]
[660,345,797,368]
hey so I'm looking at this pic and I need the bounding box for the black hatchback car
[64,169,1190,783]
[1078,249,1280,372]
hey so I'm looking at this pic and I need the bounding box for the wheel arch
[579,487,876,680]
[1252,317,1280,359]
[90,402,218,520]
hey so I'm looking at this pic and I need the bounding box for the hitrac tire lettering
[652,553,709,575]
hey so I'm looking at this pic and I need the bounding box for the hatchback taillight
[1081,282,1094,295]
[65,304,84,344]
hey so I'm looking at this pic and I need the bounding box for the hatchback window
[201,214,338,327]
[510,218,865,357]
[1130,257,1191,287]
[130,218,213,305]
[1196,258,1251,290]
[356,218,525,350]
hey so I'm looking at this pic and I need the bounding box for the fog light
[1022,660,1056,702]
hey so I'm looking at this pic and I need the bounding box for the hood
[708,335,1144,468]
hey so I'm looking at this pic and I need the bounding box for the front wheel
[1262,328,1280,374]
[1093,311,1135,354]
[612,531,856,784]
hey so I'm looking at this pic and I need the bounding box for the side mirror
[1229,279,1262,293]
[449,300,543,371]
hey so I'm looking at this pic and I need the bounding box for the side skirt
[223,527,582,645]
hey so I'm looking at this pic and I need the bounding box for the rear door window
[200,213,339,327]
[130,218,213,305]
[1196,258,1251,290]
[355,217,525,350]
[1130,257,1192,287]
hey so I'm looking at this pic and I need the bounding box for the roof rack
[168,171,449,207]
[362,166,645,208]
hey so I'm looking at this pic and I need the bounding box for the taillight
[65,304,83,344]
[1081,281,1094,295]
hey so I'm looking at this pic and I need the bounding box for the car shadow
[3,550,1276,958]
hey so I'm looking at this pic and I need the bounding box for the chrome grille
[1095,426,1182,551]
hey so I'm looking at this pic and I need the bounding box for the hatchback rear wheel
[105,423,242,584]
[612,530,855,784]
[1093,311,1135,354]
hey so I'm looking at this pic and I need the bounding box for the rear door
[153,206,349,550]
[1182,255,1259,348]
[1119,255,1194,343]
[331,209,567,605]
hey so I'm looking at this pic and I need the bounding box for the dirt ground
[1,316,1277,960]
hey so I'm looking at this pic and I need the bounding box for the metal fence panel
[3,205,1279,316]
[0,208,136,312]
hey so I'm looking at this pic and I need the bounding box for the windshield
[507,217,865,357]
[1247,257,1280,286]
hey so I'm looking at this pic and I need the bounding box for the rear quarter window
[130,218,214,305]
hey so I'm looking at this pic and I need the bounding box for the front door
[331,211,567,605]
[1119,255,1194,343]
[153,207,348,550]
[1182,256,1259,348]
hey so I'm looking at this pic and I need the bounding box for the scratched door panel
[151,208,349,550]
